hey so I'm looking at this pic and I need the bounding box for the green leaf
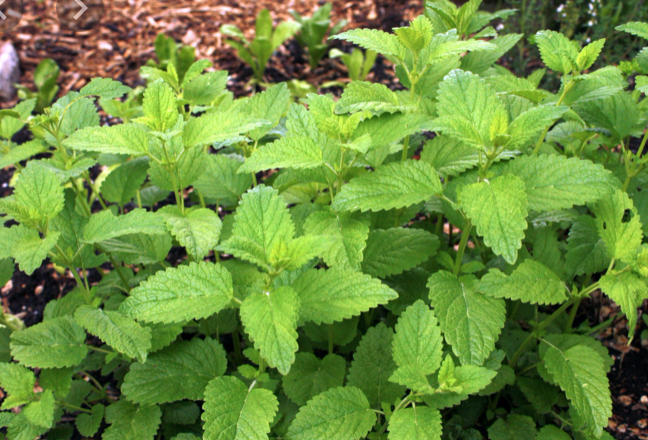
[100,157,149,206]
[363,228,439,278]
[577,39,605,71]
[239,136,324,173]
[600,272,648,337]
[74,306,152,363]
[11,228,60,276]
[203,376,278,440]
[283,353,346,406]
[347,323,405,408]
[182,111,267,148]
[332,161,442,212]
[184,71,228,106]
[80,78,131,99]
[122,337,227,405]
[159,206,222,260]
[120,261,234,324]
[535,30,578,74]
[593,189,643,262]
[103,400,162,440]
[76,403,104,437]
[193,155,253,206]
[238,83,292,141]
[506,154,615,212]
[573,90,639,141]
[542,344,611,437]
[332,29,405,58]
[616,22,648,40]
[220,185,294,270]
[10,316,88,369]
[424,356,497,408]
[420,136,481,178]
[459,174,528,264]
[0,140,47,170]
[388,406,442,440]
[478,260,568,305]
[286,386,376,440]
[505,105,568,151]
[487,414,536,440]
[390,300,443,392]
[303,209,369,270]
[38,368,72,399]
[10,162,64,228]
[0,363,35,409]
[565,215,610,276]
[140,80,179,132]
[84,208,167,243]
[427,271,506,366]
[63,124,149,156]
[335,81,404,115]
[292,267,398,324]
[22,390,55,429]
[353,112,431,152]
[240,286,300,375]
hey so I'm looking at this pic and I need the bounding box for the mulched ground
[1,1,648,439]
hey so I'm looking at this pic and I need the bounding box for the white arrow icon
[0,0,21,21]
[73,0,87,20]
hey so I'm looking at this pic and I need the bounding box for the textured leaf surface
[535,30,578,74]
[80,77,131,99]
[12,162,64,227]
[141,80,178,132]
[63,124,149,156]
[600,272,648,337]
[487,414,536,440]
[182,111,266,148]
[478,260,568,305]
[362,228,439,278]
[565,215,610,276]
[459,175,528,264]
[193,155,253,205]
[203,376,278,440]
[0,363,35,409]
[427,271,505,366]
[333,29,405,58]
[84,209,167,243]
[159,206,222,260]
[336,81,404,115]
[388,406,442,440]
[286,386,376,440]
[122,337,227,405]
[332,161,442,212]
[283,353,346,406]
[103,400,161,440]
[239,136,324,173]
[292,267,398,324]
[101,157,149,206]
[75,403,104,437]
[593,190,643,261]
[120,262,233,323]
[240,286,300,375]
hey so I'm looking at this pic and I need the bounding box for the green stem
[57,402,92,414]
[377,395,412,436]
[453,220,472,276]
[401,135,410,162]
[564,297,582,332]
[108,255,130,292]
[532,80,574,155]
[88,346,113,354]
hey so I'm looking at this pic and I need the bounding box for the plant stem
[453,220,472,276]
[564,297,582,332]
[108,255,130,292]
[532,80,574,155]
[401,135,410,162]
[57,401,92,414]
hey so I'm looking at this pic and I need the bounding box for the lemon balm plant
[0,2,647,439]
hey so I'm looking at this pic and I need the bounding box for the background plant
[290,3,348,69]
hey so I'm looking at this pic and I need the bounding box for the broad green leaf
[122,337,227,405]
[565,215,610,276]
[182,111,267,148]
[459,174,528,264]
[11,228,60,275]
[362,228,439,278]
[184,71,228,106]
[352,112,432,151]
[193,155,253,206]
[506,154,615,212]
[76,403,104,437]
[74,306,152,363]
[332,161,442,212]
[283,353,346,405]
[38,368,72,399]
[203,376,278,440]
[420,136,481,178]
[80,77,132,99]
[159,206,222,260]
[103,400,162,440]
[593,189,643,262]
[286,386,376,440]
[292,267,398,324]
[542,344,611,437]
[335,81,404,115]
[333,29,405,58]
[0,363,35,409]
[63,124,149,156]
[238,83,291,141]
[10,316,88,368]
[388,406,442,440]
[100,157,149,206]
[120,261,234,324]
[461,33,523,75]
[0,140,47,170]
[425,356,497,408]
[506,105,568,151]
[10,161,64,228]
[427,271,506,366]
[84,208,167,243]
[390,300,443,392]
[573,90,639,141]
[600,272,648,337]
[487,414,536,440]
[478,260,568,305]
[238,136,324,173]
[303,210,369,270]
[535,425,571,440]
[240,286,300,375]
[22,390,55,428]
[577,39,605,71]
[535,30,578,74]
[616,22,648,40]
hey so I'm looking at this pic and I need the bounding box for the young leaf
[600,272,648,337]
[576,39,605,72]
[10,161,64,228]
[100,157,149,206]
[238,136,324,173]
[11,228,60,276]
[159,206,222,260]
[122,337,227,405]
[240,286,300,375]
[565,215,610,276]
[22,389,55,429]
[388,406,442,440]
[103,400,162,440]
[0,363,35,409]
[74,306,152,363]
[75,403,104,437]
[478,259,568,305]
[505,105,568,150]
[140,80,179,132]
[593,189,644,262]
[63,124,150,156]
[286,386,376,440]
[182,111,267,148]
[292,267,398,324]
[335,81,404,115]
[331,160,442,212]
[427,271,506,366]
[283,353,346,406]
[487,414,536,440]
[203,376,278,440]
[535,30,578,74]
[80,77,132,99]
[332,29,405,58]
[84,208,167,243]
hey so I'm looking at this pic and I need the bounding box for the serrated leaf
[182,111,267,148]
[535,425,571,440]
[238,83,291,141]
[159,206,222,260]
[240,286,300,375]
[63,124,149,156]
[103,400,162,440]
[74,306,152,363]
[573,90,639,141]
[542,344,611,437]
[506,105,568,151]
[565,215,610,276]
[283,353,346,406]
[388,406,442,440]
[335,81,404,115]
[11,228,60,275]
[535,30,578,74]
[38,368,72,399]
[193,155,253,205]
[593,189,643,261]
[292,267,398,325]
[427,271,506,366]
[122,337,227,405]
[616,22,648,40]
[120,261,233,324]
[84,209,167,243]
[239,136,324,173]
[506,154,615,212]
[390,300,443,392]
[80,78,132,99]
[425,356,497,408]
[478,260,568,305]
[0,140,47,170]
[203,376,278,440]
[22,389,55,428]
[600,272,648,337]
[76,403,104,437]
[332,160,442,212]
[286,386,376,440]
[100,157,149,206]
[0,363,35,409]
[363,228,439,278]
[333,29,405,58]
[10,162,64,228]
[352,112,431,151]
[577,39,605,71]
[487,414,536,440]
[459,174,528,264]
